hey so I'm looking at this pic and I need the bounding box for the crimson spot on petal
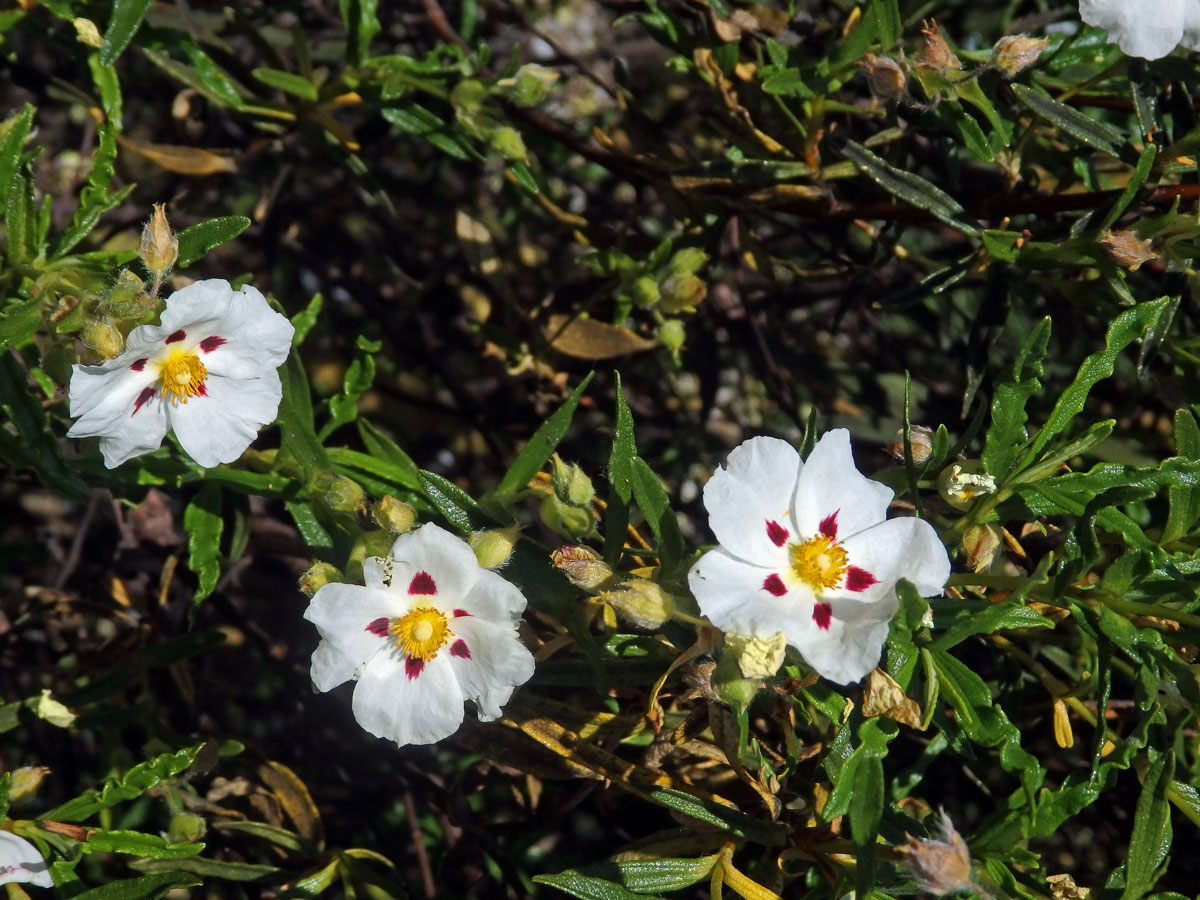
[765,519,789,547]
[130,358,148,372]
[845,567,879,592]
[762,574,787,596]
[452,608,471,618]
[405,657,425,680]
[819,510,839,539]
[165,329,186,344]
[450,639,471,659]
[812,603,832,630]
[199,335,226,353]
[365,617,390,636]
[131,386,155,416]
[408,571,437,595]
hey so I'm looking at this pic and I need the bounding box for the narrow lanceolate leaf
[251,67,319,102]
[604,373,637,563]
[1120,751,1174,900]
[1021,298,1171,467]
[0,104,34,197]
[185,484,223,602]
[630,458,684,574]
[492,372,594,505]
[338,0,381,63]
[1012,83,1131,162]
[175,216,251,268]
[1164,410,1200,544]
[533,871,659,900]
[277,352,328,480]
[83,830,204,860]
[639,787,785,846]
[841,140,979,235]
[99,0,153,66]
[70,872,202,900]
[983,317,1051,479]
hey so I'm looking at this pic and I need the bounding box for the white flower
[303,523,536,746]
[0,830,53,889]
[1079,0,1200,58]
[687,430,950,685]
[67,279,294,468]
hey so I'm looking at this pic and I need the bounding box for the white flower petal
[786,614,893,685]
[459,568,531,627]
[445,616,535,720]
[67,363,170,468]
[792,429,893,540]
[199,284,295,379]
[689,547,807,636]
[385,523,483,606]
[703,436,801,566]
[304,583,404,691]
[834,517,951,606]
[0,830,54,888]
[352,652,465,745]
[1080,0,1186,57]
[168,373,282,467]
[1182,0,1200,48]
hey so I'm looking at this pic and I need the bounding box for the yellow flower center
[159,350,208,405]
[788,534,849,593]
[390,606,453,661]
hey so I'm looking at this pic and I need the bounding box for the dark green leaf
[1012,83,1131,162]
[252,67,318,102]
[0,298,43,351]
[534,872,659,900]
[277,352,328,480]
[71,872,202,900]
[356,420,422,490]
[184,483,223,603]
[1121,751,1174,900]
[1164,410,1200,543]
[637,786,785,846]
[128,857,283,882]
[841,140,979,235]
[84,830,204,859]
[630,458,683,575]
[100,0,152,66]
[0,355,88,500]
[339,0,381,64]
[47,745,204,822]
[175,216,252,268]
[0,104,34,197]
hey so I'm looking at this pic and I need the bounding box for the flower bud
[918,20,961,72]
[372,495,417,535]
[312,472,366,518]
[666,247,708,277]
[345,530,397,584]
[991,34,1050,76]
[469,523,521,569]
[632,275,661,309]
[658,273,706,314]
[81,316,124,359]
[298,561,342,598]
[895,809,975,896]
[101,269,160,322]
[168,812,207,844]
[598,578,675,629]
[962,523,1001,573]
[1100,230,1156,271]
[658,319,686,352]
[711,652,760,710]
[887,425,934,464]
[499,63,559,106]
[723,631,787,680]
[551,544,617,591]
[551,454,596,507]
[490,126,528,163]
[937,460,995,511]
[73,17,103,48]
[139,203,179,281]
[860,53,908,101]
[8,767,50,804]
[540,494,595,540]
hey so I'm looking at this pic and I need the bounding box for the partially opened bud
[918,20,961,72]
[659,273,707,314]
[895,809,976,896]
[860,53,908,101]
[299,561,342,598]
[598,578,675,629]
[551,544,616,591]
[991,34,1050,76]
[372,495,417,535]
[139,203,179,282]
[1100,230,1156,271]
[540,494,595,540]
[551,454,596,507]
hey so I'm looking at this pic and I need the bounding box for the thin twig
[403,786,437,899]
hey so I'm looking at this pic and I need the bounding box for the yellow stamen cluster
[389,606,453,661]
[159,351,208,405]
[788,534,849,592]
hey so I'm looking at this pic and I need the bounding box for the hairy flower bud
[658,319,686,352]
[139,203,179,282]
[313,472,366,518]
[8,767,50,804]
[469,523,521,569]
[168,812,208,844]
[598,578,675,629]
[551,544,616,591]
[299,561,343,598]
[372,495,417,535]
[490,126,528,164]
[73,17,103,47]
[81,316,124,360]
[499,63,560,106]
[540,494,595,540]
[1100,229,1156,271]
[991,34,1050,76]
[659,273,707,314]
[666,247,709,277]
[551,454,596,507]
[895,810,976,896]
[860,53,908,100]
[918,20,962,72]
[632,275,661,309]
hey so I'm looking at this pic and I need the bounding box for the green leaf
[100,0,152,66]
[0,104,34,197]
[491,372,594,505]
[638,787,785,846]
[931,600,1054,651]
[216,820,313,854]
[54,122,129,257]
[71,872,203,900]
[928,648,995,743]
[356,420,422,490]
[175,216,251,268]
[88,51,123,128]
[339,0,381,63]
[1021,298,1171,467]
[418,469,492,532]
[871,0,901,46]
[982,317,1050,478]
[277,352,329,480]
[1164,410,1200,543]
[1100,143,1157,231]
[1012,83,1132,162]
[84,830,204,859]
[47,745,204,822]
[630,458,683,575]
[841,140,979,236]
[251,67,319,102]
[0,355,88,500]
[605,373,637,563]
[5,168,33,265]
[534,872,661,900]
[849,748,884,899]
[0,297,43,351]
[285,501,334,557]
[184,483,224,602]
[1121,751,1174,900]
[128,857,283,882]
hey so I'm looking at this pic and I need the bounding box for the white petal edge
[459,567,530,627]
[0,831,54,888]
[384,524,483,606]
[832,517,951,607]
[703,436,802,566]
[304,582,404,691]
[200,284,295,380]
[787,613,893,685]
[168,372,282,467]
[67,364,170,468]
[445,616,535,720]
[1079,0,1185,58]
[792,428,893,540]
[352,652,465,746]
[688,546,813,637]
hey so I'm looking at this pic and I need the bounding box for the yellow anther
[390,606,452,661]
[158,350,208,405]
[788,534,849,593]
